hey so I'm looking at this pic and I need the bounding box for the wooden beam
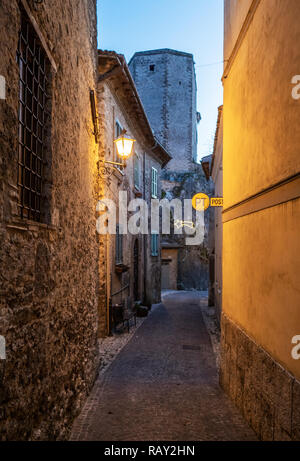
[98,66,122,84]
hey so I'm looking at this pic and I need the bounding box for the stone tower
[129,49,199,171]
[129,49,211,292]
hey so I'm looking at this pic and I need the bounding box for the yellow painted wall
[224,0,300,209]
[224,0,253,60]
[223,0,300,379]
[223,199,300,378]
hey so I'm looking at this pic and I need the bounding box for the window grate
[17,11,49,221]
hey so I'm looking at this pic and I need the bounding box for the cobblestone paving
[70,291,257,441]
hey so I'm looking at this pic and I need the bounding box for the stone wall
[161,167,211,291]
[0,0,100,440]
[210,107,223,320]
[220,314,300,441]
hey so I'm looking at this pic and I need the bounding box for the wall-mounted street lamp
[114,130,136,161]
[98,130,136,178]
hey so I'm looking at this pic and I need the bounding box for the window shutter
[152,167,158,198]
[116,224,119,263]
[134,154,140,189]
[151,233,159,256]
[120,229,123,263]
[116,224,123,264]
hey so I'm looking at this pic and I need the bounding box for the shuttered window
[151,167,158,198]
[151,233,159,257]
[134,153,140,189]
[115,224,123,264]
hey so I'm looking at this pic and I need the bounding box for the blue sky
[96,0,224,161]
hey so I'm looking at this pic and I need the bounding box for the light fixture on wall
[97,130,135,178]
[114,130,135,160]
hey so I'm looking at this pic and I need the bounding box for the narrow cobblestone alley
[70,292,257,441]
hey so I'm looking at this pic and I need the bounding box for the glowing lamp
[114,132,135,159]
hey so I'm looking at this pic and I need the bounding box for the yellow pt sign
[192,193,210,211]
[192,193,224,210]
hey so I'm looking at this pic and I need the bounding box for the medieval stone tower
[129,49,199,171]
[129,49,210,291]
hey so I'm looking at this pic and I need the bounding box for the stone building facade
[202,106,223,321]
[129,49,210,291]
[97,51,171,337]
[221,0,300,440]
[210,107,223,321]
[0,0,100,440]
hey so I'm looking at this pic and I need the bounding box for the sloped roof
[98,50,171,168]
[211,105,223,175]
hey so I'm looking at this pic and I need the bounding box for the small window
[114,120,123,169]
[149,64,155,72]
[151,233,159,257]
[116,224,123,264]
[151,167,158,198]
[134,153,140,189]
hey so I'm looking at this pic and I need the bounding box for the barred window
[17,9,50,221]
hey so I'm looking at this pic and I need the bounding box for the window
[116,224,123,264]
[151,233,159,257]
[115,120,122,139]
[17,8,50,221]
[151,167,158,198]
[149,64,155,72]
[134,153,140,189]
[114,120,123,170]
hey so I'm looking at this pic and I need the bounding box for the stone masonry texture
[129,49,198,172]
[70,292,257,441]
[220,313,300,441]
[0,0,100,440]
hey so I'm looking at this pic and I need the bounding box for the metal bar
[98,65,122,84]
[17,10,49,222]
[111,284,130,298]
[90,90,99,143]
[98,159,124,167]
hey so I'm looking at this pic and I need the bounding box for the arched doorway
[133,239,139,301]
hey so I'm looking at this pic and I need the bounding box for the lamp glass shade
[114,135,135,159]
